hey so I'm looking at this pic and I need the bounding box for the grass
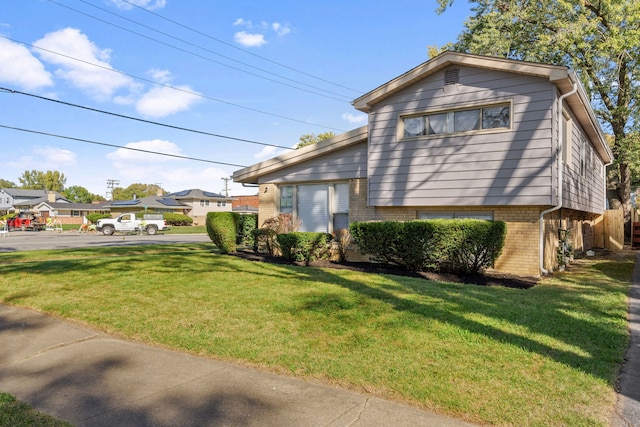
[0,393,71,427]
[0,244,633,426]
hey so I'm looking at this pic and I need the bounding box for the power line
[116,0,362,94]
[0,35,346,133]
[0,124,247,168]
[48,0,352,102]
[1,87,296,151]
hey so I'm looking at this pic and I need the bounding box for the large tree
[0,179,17,188]
[63,185,104,203]
[438,0,639,225]
[295,132,336,149]
[112,183,165,201]
[18,170,67,191]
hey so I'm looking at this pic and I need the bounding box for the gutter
[540,81,578,275]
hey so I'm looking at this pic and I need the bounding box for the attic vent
[444,68,459,85]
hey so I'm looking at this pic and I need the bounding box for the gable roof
[105,195,189,209]
[353,51,612,162]
[165,189,231,200]
[233,126,368,184]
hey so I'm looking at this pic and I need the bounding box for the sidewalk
[0,304,475,427]
[612,252,640,427]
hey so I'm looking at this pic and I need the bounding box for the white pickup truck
[96,213,169,236]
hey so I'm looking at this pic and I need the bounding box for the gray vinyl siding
[367,66,557,207]
[562,117,606,214]
[257,141,367,184]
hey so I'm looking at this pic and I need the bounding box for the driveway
[0,231,211,252]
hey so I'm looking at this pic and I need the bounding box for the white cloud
[233,18,252,28]
[7,146,76,169]
[234,31,266,47]
[0,37,53,90]
[107,139,182,164]
[107,0,166,10]
[272,23,291,36]
[33,27,135,100]
[136,84,200,118]
[253,145,287,160]
[342,112,367,125]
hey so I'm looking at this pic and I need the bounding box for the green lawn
[0,393,71,427]
[0,245,632,426]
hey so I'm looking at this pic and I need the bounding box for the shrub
[350,221,402,265]
[86,213,111,224]
[276,232,332,264]
[163,213,193,226]
[206,212,239,254]
[350,219,506,274]
[237,214,258,247]
[252,213,300,255]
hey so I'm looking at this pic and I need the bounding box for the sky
[0,0,473,198]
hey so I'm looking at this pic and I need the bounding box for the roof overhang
[233,125,368,184]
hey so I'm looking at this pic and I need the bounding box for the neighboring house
[0,188,55,214]
[164,189,234,224]
[32,192,109,224]
[105,195,190,216]
[233,51,613,277]
[232,194,259,215]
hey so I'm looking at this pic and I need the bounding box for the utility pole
[106,179,119,201]
[221,177,231,197]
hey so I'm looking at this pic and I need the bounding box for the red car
[6,212,46,231]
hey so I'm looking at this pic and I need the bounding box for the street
[0,231,211,252]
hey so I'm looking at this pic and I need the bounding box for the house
[33,192,110,224]
[0,188,55,214]
[164,189,234,224]
[232,51,613,277]
[232,194,259,215]
[105,195,190,216]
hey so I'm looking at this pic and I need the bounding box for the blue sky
[1,0,472,197]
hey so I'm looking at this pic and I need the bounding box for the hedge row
[276,232,332,263]
[350,219,506,273]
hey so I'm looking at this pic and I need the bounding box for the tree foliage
[295,132,336,149]
[112,183,165,201]
[63,185,103,203]
[438,0,640,221]
[18,170,67,191]
[0,179,16,188]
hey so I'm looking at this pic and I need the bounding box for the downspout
[540,81,578,274]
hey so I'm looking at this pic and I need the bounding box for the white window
[217,201,226,207]
[278,183,349,233]
[402,103,510,139]
[279,186,293,213]
[200,200,210,207]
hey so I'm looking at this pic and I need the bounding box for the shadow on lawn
[234,251,630,385]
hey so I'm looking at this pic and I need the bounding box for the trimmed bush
[349,221,402,265]
[252,214,300,255]
[206,212,239,254]
[163,213,193,226]
[237,214,258,247]
[350,219,506,274]
[86,213,111,224]
[276,232,332,264]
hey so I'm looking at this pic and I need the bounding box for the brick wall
[258,184,276,227]
[232,194,259,209]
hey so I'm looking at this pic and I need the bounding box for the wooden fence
[594,208,624,250]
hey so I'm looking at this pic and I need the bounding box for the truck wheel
[21,226,26,231]
[102,225,115,235]
[146,225,158,235]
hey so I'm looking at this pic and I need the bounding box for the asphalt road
[0,230,212,252]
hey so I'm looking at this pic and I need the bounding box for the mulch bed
[233,250,538,289]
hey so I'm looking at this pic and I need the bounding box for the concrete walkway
[613,253,640,427]
[0,305,475,427]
